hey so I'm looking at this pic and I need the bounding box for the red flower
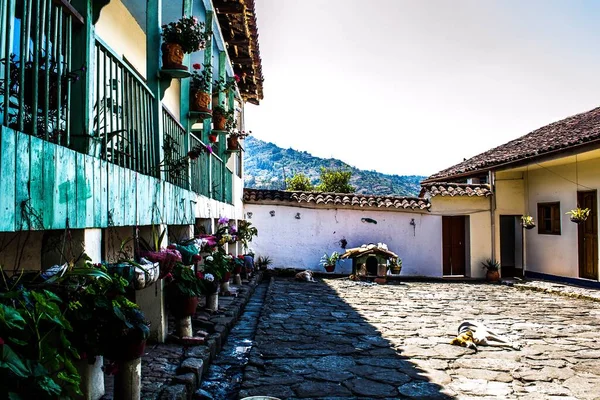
[0,337,4,346]
[188,150,199,160]
[196,272,204,280]
[192,254,202,262]
[234,74,240,82]
[193,63,201,70]
[167,244,177,250]
[208,134,217,143]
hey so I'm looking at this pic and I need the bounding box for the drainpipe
[489,171,496,262]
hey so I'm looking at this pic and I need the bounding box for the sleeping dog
[295,270,316,282]
[450,320,521,351]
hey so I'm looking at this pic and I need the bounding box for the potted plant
[165,263,204,318]
[190,63,212,113]
[161,16,207,71]
[521,215,536,230]
[227,130,249,151]
[320,252,340,273]
[255,255,272,271]
[481,259,501,282]
[567,207,590,224]
[212,105,234,131]
[389,258,402,275]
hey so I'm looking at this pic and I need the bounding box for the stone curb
[159,272,264,399]
[512,282,600,303]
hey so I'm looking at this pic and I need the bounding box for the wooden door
[443,216,466,275]
[500,215,516,277]
[578,191,598,280]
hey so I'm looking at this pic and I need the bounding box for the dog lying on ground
[450,320,521,351]
[295,270,316,282]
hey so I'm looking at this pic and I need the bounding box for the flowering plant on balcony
[212,104,235,131]
[213,75,240,94]
[190,63,212,113]
[187,143,213,160]
[236,220,258,248]
[161,16,207,54]
[165,263,204,298]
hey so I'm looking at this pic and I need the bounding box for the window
[537,202,561,235]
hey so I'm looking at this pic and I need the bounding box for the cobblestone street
[240,278,600,399]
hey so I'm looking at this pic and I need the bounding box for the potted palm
[389,258,402,275]
[320,252,340,273]
[161,16,207,72]
[521,215,536,230]
[567,207,590,224]
[481,259,501,282]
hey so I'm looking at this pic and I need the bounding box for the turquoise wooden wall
[0,126,197,232]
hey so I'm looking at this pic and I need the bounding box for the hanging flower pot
[161,42,187,71]
[227,136,240,151]
[191,90,211,112]
[521,215,536,230]
[567,208,590,224]
[213,111,227,131]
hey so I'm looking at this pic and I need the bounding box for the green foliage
[244,136,424,196]
[161,16,207,54]
[481,259,500,271]
[566,207,590,221]
[255,256,272,270]
[0,286,81,398]
[190,63,212,92]
[286,173,314,191]
[316,167,355,193]
[166,264,204,298]
[236,220,258,248]
[320,252,340,268]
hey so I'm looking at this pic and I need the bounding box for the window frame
[537,202,561,235]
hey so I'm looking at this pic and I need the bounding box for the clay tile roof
[214,0,264,105]
[425,107,600,182]
[243,189,430,210]
[420,182,492,197]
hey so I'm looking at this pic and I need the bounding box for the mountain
[243,136,425,197]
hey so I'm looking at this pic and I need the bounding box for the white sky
[244,0,600,176]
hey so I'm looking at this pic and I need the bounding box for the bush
[286,173,314,191]
[316,167,355,193]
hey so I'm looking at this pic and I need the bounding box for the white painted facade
[244,203,444,277]
[521,151,600,280]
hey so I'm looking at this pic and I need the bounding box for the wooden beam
[53,0,85,25]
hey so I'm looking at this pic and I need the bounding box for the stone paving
[240,278,600,399]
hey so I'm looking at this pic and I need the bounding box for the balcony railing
[0,0,83,145]
[162,106,188,189]
[224,166,233,204]
[190,132,210,196]
[93,37,156,176]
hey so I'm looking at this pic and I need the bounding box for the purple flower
[218,217,229,225]
[207,145,213,154]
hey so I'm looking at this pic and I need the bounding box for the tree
[286,173,314,191]
[316,167,355,193]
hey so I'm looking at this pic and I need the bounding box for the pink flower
[167,244,177,250]
[207,145,213,154]
[193,63,201,70]
[234,74,240,82]
[192,254,202,262]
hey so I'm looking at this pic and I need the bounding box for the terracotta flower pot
[486,270,500,282]
[168,295,199,318]
[191,90,211,112]
[324,265,335,273]
[162,42,187,70]
[213,113,227,130]
[105,335,146,363]
[227,136,240,151]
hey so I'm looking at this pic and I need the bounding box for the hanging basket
[522,222,536,230]
[570,216,587,224]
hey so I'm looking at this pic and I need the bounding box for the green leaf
[8,337,27,346]
[38,376,62,395]
[1,345,30,378]
[42,289,62,303]
[0,304,26,329]
[113,305,127,322]
[68,268,112,281]
[8,392,23,400]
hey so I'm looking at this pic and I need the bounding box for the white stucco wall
[429,196,492,279]
[525,155,600,280]
[244,204,442,276]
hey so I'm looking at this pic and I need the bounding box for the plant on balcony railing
[156,138,213,184]
[190,63,212,113]
[227,130,249,152]
[161,16,208,71]
[213,75,240,95]
[0,54,86,142]
[212,104,235,132]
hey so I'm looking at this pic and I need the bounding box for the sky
[243,0,600,177]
